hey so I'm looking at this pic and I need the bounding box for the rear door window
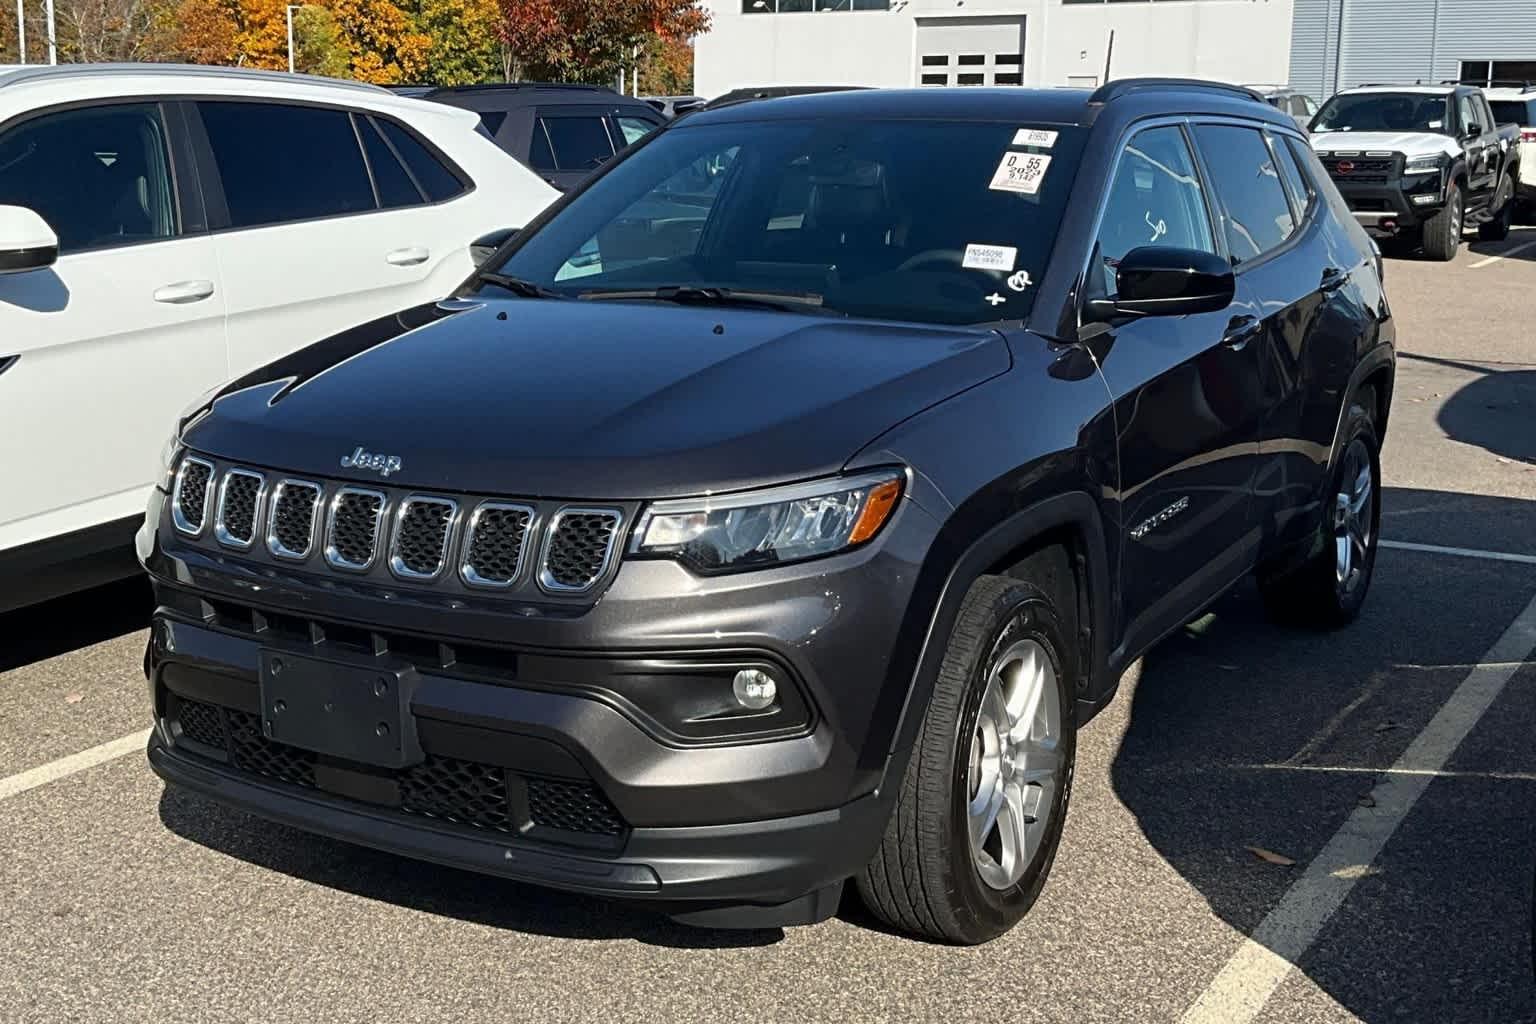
[199,101,375,228]
[0,102,178,252]
[1193,124,1298,264]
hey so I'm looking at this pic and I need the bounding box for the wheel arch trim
[874,490,1113,792]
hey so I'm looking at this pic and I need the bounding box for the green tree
[495,0,708,86]
[293,4,348,76]
[416,0,500,85]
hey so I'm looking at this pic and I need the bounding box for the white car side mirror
[0,205,59,275]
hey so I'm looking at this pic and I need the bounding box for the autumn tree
[415,0,501,85]
[636,33,692,94]
[495,0,708,85]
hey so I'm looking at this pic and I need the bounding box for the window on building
[995,73,1023,86]
[1194,124,1297,263]
[958,54,985,66]
[957,73,985,85]
[1461,60,1536,87]
[922,54,949,66]
[996,54,1023,65]
[921,74,948,86]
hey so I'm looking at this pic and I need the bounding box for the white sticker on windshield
[962,243,1018,272]
[1428,120,1444,129]
[1012,128,1058,149]
[989,152,1052,195]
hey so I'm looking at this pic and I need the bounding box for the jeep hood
[1311,130,1460,160]
[183,299,1010,499]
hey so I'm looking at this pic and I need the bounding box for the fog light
[732,668,778,711]
[1411,194,1438,206]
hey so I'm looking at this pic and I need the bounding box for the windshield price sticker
[962,243,1018,272]
[1012,128,1058,149]
[989,152,1052,195]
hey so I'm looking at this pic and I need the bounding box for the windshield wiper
[577,285,825,311]
[476,272,564,299]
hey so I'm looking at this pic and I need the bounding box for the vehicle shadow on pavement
[1429,361,1536,465]
[1469,227,1536,262]
[0,575,151,673]
[1111,487,1536,1023]
[155,785,786,950]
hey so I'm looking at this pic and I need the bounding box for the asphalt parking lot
[3,229,1535,1024]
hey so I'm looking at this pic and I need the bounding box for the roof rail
[423,82,615,95]
[0,62,389,94]
[1089,77,1265,104]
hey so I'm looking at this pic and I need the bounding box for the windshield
[481,116,1087,325]
[1312,93,1453,134]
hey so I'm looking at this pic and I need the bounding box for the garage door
[915,16,1027,87]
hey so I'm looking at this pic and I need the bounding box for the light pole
[285,4,301,74]
[14,0,24,64]
[44,0,54,64]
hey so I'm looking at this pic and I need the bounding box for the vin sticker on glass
[1012,128,1058,149]
[962,243,1018,272]
[989,152,1052,195]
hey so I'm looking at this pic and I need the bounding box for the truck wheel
[1421,183,1463,261]
[1479,175,1515,242]
[857,575,1076,944]
[1259,403,1381,628]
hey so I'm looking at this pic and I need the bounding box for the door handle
[385,247,430,267]
[1321,267,1349,293]
[152,280,215,304]
[1221,315,1262,352]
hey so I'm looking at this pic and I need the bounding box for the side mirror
[1464,122,1482,138]
[470,227,518,267]
[0,205,59,275]
[1085,246,1235,323]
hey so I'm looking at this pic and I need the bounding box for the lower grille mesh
[172,699,626,840]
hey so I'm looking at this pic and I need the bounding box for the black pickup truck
[1310,83,1521,260]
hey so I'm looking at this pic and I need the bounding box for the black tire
[856,575,1077,944]
[1422,183,1463,261]
[1259,403,1381,628]
[1479,175,1515,242]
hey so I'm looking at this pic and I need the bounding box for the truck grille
[171,698,627,840]
[390,497,458,580]
[167,456,626,600]
[214,470,264,549]
[541,510,623,592]
[171,458,214,535]
[326,488,386,571]
[1322,156,1397,184]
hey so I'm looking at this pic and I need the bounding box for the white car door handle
[153,280,216,304]
[386,247,430,267]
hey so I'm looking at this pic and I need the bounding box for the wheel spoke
[1336,534,1353,582]
[968,773,1004,852]
[994,779,1029,881]
[1350,465,1372,516]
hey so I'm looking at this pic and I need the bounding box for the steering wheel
[896,249,966,273]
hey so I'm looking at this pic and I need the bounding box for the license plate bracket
[258,650,421,769]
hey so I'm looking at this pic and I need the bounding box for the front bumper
[140,481,940,921]
[1324,161,1446,234]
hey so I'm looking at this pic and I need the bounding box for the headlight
[632,470,905,574]
[158,434,184,492]
[1403,155,1445,176]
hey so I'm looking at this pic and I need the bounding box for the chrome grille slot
[171,457,214,536]
[214,469,265,549]
[325,487,386,571]
[389,496,458,581]
[461,502,534,589]
[266,479,322,561]
[540,508,623,593]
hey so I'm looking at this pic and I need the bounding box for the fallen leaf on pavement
[64,693,84,704]
[1246,845,1296,866]
[1374,721,1400,733]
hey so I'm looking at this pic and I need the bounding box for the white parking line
[1240,763,1536,783]
[1381,539,1536,567]
[0,728,150,802]
[1180,592,1536,1024]
[1470,239,1536,268]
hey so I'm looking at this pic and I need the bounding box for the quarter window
[0,103,177,253]
[1193,124,1297,264]
[1095,125,1215,292]
[377,119,466,202]
[1272,134,1313,218]
[359,116,424,209]
[616,116,659,146]
[200,102,375,228]
[537,116,615,171]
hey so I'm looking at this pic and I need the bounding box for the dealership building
[695,0,1536,101]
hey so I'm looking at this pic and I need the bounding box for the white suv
[0,64,558,611]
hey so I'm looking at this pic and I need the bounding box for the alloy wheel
[965,638,1063,891]
[1333,437,1375,595]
